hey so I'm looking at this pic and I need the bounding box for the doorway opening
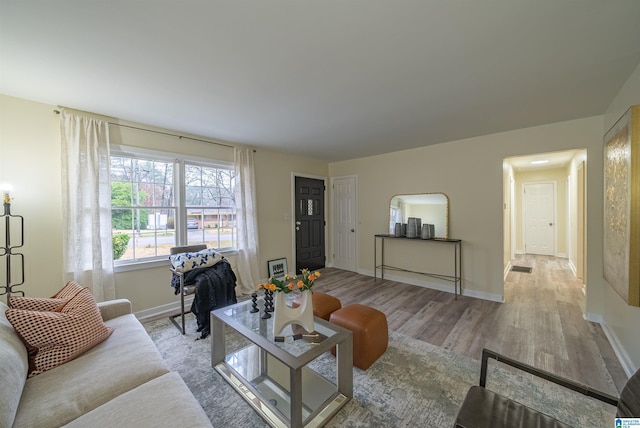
[503,149,587,297]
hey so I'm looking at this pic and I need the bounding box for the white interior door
[577,162,585,280]
[524,182,555,256]
[332,176,357,271]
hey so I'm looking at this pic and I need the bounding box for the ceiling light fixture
[530,160,549,165]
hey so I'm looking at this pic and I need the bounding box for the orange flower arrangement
[258,268,320,294]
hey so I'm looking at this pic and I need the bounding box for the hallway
[491,254,627,393]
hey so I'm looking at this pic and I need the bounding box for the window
[110,148,236,265]
[184,163,236,250]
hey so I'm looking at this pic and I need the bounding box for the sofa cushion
[62,372,212,427]
[8,281,84,311]
[6,287,113,377]
[0,301,29,428]
[169,247,222,272]
[13,313,171,428]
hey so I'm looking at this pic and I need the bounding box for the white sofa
[0,298,213,428]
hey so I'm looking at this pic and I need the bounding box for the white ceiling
[2,1,640,162]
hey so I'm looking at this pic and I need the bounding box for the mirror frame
[389,192,450,239]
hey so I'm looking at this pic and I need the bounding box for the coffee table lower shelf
[214,345,348,428]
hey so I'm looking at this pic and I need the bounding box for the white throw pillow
[169,248,222,273]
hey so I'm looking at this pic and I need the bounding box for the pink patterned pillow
[52,281,85,299]
[8,281,85,311]
[6,287,114,377]
[8,296,67,311]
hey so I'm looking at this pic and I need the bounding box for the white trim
[135,296,194,322]
[291,172,329,273]
[584,313,636,377]
[113,249,237,273]
[504,260,513,281]
[510,174,516,260]
[463,288,504,303]
[114,259,171,273]
[567,259,577,277]
[111,144,232,168]
[357,269,503,303]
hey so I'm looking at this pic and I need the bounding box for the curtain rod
[53,109,250,151]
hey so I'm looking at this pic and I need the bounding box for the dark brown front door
[295,176,325,273]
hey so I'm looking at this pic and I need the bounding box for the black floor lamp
[1,185,25,304]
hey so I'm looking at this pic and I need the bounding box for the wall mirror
[389,193,449,239]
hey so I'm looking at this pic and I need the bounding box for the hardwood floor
[313,254,628,394]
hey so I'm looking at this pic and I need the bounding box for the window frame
[110,145,236,272]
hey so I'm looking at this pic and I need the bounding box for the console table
[374,234,462,298]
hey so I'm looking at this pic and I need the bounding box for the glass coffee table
[211,298,353,428]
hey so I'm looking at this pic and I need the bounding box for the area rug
[144,314,616,427]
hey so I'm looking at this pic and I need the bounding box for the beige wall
[329,117,603,303]
[0,93,328,314]
[0,95,63,298]
[600,61,640,373]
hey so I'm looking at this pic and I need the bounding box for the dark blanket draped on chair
[170,258,237,338]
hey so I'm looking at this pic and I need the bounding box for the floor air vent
[511,266,532,273]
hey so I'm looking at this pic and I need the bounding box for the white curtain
[60,110,115,302]
[234,148,261,294]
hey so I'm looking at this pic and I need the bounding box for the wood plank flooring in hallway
[313,254,628,394]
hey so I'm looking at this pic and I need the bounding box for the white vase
[272,289,315,336]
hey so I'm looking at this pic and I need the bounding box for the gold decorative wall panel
[604,105,640,306]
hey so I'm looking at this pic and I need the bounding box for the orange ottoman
[330,304,388,370]
[293,291,342,321]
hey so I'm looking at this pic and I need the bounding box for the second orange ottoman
[293,291,342,321]
[329,304,388,370]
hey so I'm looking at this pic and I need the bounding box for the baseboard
[556,252,567,258]
[584,312,636,377]
[358,268,503,302]
[462,288,504,303]
[567,259,577,277]
[504,261,512,281]
[135,296,194,322]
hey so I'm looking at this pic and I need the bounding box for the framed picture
[603,104,640,306]
[267,258,288,281]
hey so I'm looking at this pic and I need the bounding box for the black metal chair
[169,244,206,334]
[454,348,640,428]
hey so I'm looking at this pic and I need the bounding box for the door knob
[549,223,553,226]
[351,228,355,232]
[296,227,300,231]
[295,221,301,226]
